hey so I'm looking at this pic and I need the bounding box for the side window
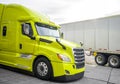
[22,23,33,37]
[3,26,7,36]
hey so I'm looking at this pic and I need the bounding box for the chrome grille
[73,48,85,69]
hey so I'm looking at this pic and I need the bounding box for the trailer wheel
[108,55,120,68]
[33,57,53,80]
[95,54,107,66]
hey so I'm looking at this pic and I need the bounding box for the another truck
[0,4,85,81]
[61,15,120,68]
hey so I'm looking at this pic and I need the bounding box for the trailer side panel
[109,16,120,52]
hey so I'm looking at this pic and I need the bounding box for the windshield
[35,22,60,38]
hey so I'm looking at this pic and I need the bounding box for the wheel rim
[96,55,103,64]
[37,62,48,76]
[110,57,118,66]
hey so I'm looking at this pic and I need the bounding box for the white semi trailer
[61,15,120,68]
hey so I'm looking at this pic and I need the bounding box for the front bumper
[53,71,84,82]
[51,61,85,82]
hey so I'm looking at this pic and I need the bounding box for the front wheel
[95,54,107,66]
[108,55,120,68]
[33,57,53,80]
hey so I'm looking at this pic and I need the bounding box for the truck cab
[0,4,85,81]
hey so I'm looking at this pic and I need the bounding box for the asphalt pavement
[0,64,120,84]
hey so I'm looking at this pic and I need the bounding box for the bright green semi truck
[0,4,85,81]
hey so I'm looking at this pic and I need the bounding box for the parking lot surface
[0,64,120,84]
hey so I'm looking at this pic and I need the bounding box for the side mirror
[60,32,64,38]
[80,42,83,46]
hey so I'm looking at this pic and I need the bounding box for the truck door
[19,22,36,54]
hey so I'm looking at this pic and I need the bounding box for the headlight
[57,54,71,62]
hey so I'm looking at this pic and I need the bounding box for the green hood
[39,36,82,63]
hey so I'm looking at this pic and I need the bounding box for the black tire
[33,57,53,80]
[108,55,120,68]
[95,54,107,66]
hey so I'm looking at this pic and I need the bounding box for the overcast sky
[1,0,120,24]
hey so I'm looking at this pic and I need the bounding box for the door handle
[19,44,22,49]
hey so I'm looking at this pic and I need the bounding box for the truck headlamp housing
[57,54,71,62]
